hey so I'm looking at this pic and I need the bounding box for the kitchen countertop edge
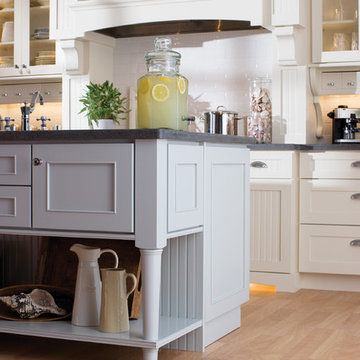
[0,129,256,144]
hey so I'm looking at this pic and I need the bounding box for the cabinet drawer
[250,151,297,179]
[342,72,358,90]
[0,145,31,185]
[300,151,360,179]
[167,143,203,232]
[0,186,31,228]
[300,179,360,225]
[300,224,360,275]
[33,144,134,233]
[321,72,341,91]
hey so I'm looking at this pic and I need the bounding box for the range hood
[96,20,263,38]
[51,0,271,40]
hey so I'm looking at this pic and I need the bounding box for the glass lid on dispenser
[145,37,181,73]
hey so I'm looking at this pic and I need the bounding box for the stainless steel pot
[204,106,245,135]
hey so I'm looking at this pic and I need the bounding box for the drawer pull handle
[250,161,268,168]
[33,158,43,166]
[351,193,360,200]
[351,161,360,167]
[350,240,360,246]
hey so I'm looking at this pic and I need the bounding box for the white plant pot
[91,119,116,130]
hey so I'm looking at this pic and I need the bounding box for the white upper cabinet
[312,0,360,63]
[50,0,271,40]
[272,0,306,27]
[0,0,62,78]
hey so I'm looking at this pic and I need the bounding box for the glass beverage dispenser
[137,37,188,130]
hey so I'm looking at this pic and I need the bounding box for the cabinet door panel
[300,179,360,225]
[250,180,295,273]
[33,144,134,233]
[167,143,203,232]
[0,186,31,228]
[300,224,360,275]
[204,146,249,323]
[0,145,31,185]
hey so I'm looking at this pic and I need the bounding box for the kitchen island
[0,129,253,360]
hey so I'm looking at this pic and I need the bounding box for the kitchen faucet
[21,91,44,131]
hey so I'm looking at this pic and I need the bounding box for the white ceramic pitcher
[70,243,119,327]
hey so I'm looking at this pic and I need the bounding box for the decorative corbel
[59,39,89,75]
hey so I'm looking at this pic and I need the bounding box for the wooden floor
[1,286,360,359]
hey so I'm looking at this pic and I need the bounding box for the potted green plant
[79,80,130,129]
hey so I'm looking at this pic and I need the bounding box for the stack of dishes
[34,50,55,65]
[0,55,13,68]
[32,27,49,40]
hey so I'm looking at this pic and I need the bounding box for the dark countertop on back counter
[248,143,360,150]
[0,129,256,144]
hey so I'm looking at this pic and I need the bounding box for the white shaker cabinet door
[203,145,249,345]
[32,144,134,233]
[167,143,204,233]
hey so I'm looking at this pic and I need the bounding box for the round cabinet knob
[33,158,43,166]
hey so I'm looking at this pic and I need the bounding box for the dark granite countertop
[249,143,360,151]
[0,129,256,145]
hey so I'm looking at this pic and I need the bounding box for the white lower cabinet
[0,139,250,360]
[203,145,249,346]
[32,143,134,233]
[249,151,298,277]
[300,151,360,275]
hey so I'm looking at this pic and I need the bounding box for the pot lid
[204,106,238,115]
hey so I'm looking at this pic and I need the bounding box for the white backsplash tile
[113,29,273,127]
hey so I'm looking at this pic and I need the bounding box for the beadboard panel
[280,67,308,144]
[250,180,293,273]
[161,233,203,352]
[0,235,42,288]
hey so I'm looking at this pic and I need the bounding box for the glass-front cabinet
[312,0,360,63]
[0,0,61,77]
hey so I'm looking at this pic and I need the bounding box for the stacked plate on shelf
[32,27,49,40]
[34,50,55,65]
[0,55,13,67]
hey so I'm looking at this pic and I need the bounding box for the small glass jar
[248,78,272,144]
[137,37,188,130]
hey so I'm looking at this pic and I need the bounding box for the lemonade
[137,74,188,130]
[137,37,189,130]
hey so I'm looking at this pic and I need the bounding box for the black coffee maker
[328,105,360,143]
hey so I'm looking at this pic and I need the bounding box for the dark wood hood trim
[95,20,264,38]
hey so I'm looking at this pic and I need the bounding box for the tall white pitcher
[70,243,119,326]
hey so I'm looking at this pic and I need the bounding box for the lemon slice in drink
[152,84,169,102]
[177,77,186,94]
